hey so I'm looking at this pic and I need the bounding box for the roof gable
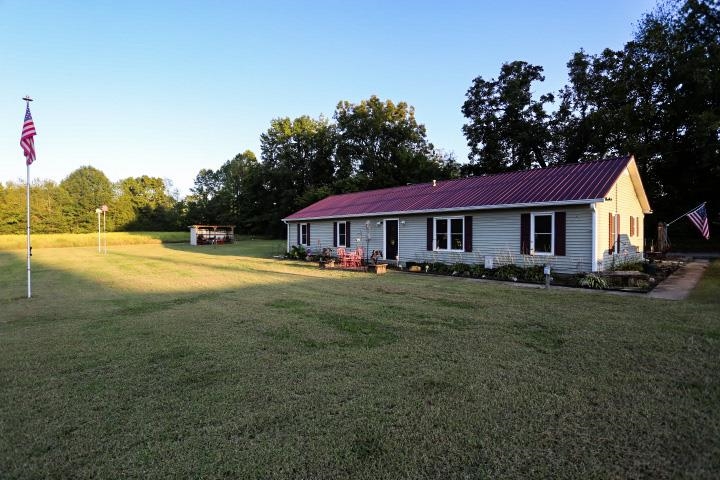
[285,156,651,220]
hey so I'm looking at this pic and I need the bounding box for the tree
[462,61,555,174]
[461,1,720,244]
[335,96,453,189]
[260,116,337,236]
[59,166,114,232]
[554,0,720,233]
[114,176,179,230]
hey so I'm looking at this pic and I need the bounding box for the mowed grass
[1,241,718,479]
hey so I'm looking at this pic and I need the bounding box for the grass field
[1,240,718,479]
[0,231,190,250]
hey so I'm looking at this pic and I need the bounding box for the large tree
[335,95,456,190]
[461,0,720,242]
[59,166,114,232]
[114,176,179,230]
[462,61,555,174]
[260,116,337,236]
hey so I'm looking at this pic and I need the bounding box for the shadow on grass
[1,249,719,479]
[162,238,287,259]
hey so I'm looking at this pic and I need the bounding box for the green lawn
[1,240,718,479]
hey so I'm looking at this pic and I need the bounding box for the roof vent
[432,179,437,187]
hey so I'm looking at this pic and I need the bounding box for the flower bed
[402,259,681,292]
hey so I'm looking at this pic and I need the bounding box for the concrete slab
[647,260,709,300]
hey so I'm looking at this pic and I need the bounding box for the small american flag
[21,104,37,166]
[687,203,710,240]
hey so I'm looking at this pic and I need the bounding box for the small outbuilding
[282,156,652,274]
[189,225,235,245]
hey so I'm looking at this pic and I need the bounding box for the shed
[189,225,235,245]
[282,156,652,273]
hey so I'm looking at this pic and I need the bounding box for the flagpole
[23,96,33,299]
[666,202,706,227]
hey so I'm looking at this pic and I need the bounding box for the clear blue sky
[1,0,656,197]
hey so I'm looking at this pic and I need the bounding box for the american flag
[20,104,37,166]
[687,203,710,240]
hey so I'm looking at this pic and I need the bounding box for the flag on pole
[21,104,37,165]
[687,203,710,240]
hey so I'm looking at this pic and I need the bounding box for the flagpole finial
[23,96,33,103]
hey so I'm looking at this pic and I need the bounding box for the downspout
[283,220,289,254]
[590,203,598,272]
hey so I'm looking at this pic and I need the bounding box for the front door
[385,219,399,262]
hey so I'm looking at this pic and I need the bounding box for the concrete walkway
[647,259,709,300]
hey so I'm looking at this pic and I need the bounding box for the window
[434,217,464,251]
[300,223,308,245]
[337,221,347,247]
[531,212,553,255]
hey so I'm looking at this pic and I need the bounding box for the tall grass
[0,231,189,250]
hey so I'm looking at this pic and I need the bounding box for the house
[282,156,652,273]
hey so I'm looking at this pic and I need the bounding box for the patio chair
[337,247,350,267]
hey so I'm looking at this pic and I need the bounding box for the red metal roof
[285,156,633,220]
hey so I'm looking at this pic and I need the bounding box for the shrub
[520,265,545,283]
[611,261,644,272]
[493,264,524,282]
[451,263,471,275]
[579,273,608,289]
[288,245,307,260]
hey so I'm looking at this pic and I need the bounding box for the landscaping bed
[402,259,682,293]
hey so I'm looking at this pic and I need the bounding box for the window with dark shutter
[554,211,566,256]
[520,213,530,254]
[427,218,433,251]
[464,216,473,252]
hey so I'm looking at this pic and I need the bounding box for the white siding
[288,198,650,274]
[594,168,646,271]
[397,207,592,274]
[287,218,385,258]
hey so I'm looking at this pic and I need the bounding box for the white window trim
[530,212,554,256]
[434,216,464,252]
[300,223,309,246]
[336,221,347,247]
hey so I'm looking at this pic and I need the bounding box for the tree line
[2,1,716,244]
[461,0,719,242]
[0,169,182,234]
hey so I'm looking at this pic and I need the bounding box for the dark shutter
[347,221,351,245]
[427,218,434,250]
[520,213,530,254]
[333,222,337,247]
[629,216,634,237]
[464,215,473,252]
[554,211,566,256]
[608,213,614,253]
[297,223,300,245]
[307,223,311,245]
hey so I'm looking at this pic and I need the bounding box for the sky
[1,0,657,197]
